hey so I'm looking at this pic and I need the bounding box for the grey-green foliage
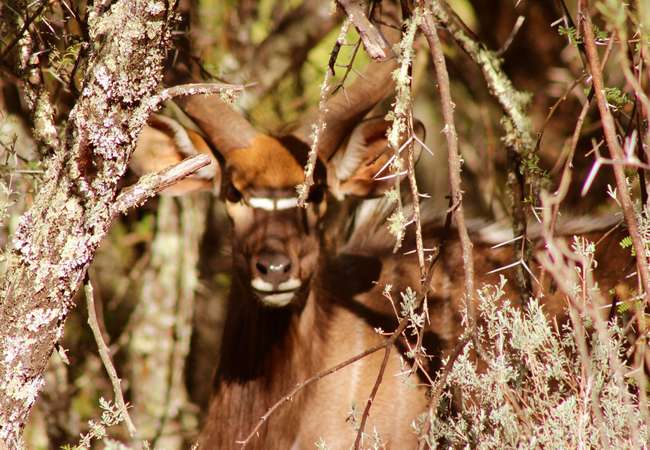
[416,275,648,449]
[61,398,126,450]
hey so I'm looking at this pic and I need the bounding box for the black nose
[253,253,293,285]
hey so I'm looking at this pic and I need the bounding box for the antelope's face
[222,136,327,307]
[131,55,414,308]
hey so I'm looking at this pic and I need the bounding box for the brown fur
[197,200,430,449]
[198,194,635,449]
[227,136,310,191]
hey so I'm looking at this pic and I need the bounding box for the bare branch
[238,339,386,449]
[578,0,650,295]
[496,15,525,57]
[337,0,388,59]
[84,277,136,436]
[111,154,211,218]
[419,7,476,329]
[158,83,245,103]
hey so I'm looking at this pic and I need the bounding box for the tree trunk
[0,0,177,446]
[128,195,207,448]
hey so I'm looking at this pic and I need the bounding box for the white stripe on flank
[248,197,299,211]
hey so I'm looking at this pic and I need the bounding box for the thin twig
[419,7,476,336]
[84,276,137,436]
[352,253,440,450]
[331,41,362,96]
[351,193,463,450]
[496,15,525,57]
[539,74,588,164]
[416,335,470,450]
[239,339,387,448]
[535,96,590,299]
[297,19,352,207]
[158,82,245,103]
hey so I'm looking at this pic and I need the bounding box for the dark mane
[199,275,323,448]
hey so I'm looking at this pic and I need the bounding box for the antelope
[132,18,439,448]
[130,25,636,450]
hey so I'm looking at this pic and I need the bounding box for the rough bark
[128,195,207,448]
[0,0,177,446]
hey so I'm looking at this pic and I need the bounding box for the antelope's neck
[200,279,324,449]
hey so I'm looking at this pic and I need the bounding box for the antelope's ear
[131,115,221,196]
[328,117,425,199]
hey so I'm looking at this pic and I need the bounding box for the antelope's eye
[307,186,325,205]
[226,184,243,203]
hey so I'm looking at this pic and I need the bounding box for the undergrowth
[416,270,648,449]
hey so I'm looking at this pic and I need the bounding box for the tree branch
[337,0,388,59]
[578,0,650,295]
[419,7,476,332]
[0,0,178,444]
[84,277,136,436]
[158,83,245,103]
[111,154,211,218]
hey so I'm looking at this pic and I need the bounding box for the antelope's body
[199,236,429,448]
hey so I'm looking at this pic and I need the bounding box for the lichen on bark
[0,0,178,446]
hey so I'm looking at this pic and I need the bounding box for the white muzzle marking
[262,292,295,307]
[251,277,302,307]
